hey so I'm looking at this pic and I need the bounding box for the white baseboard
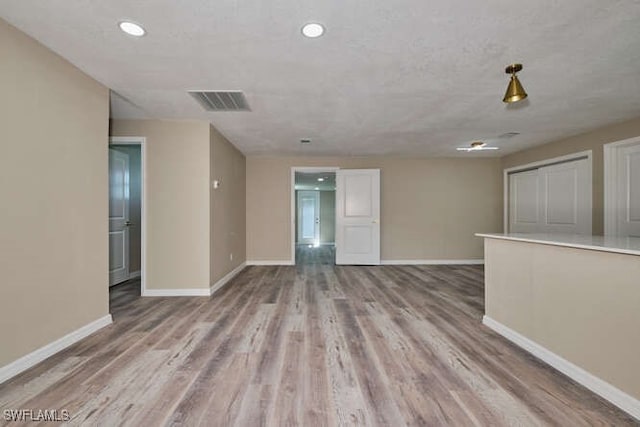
[128,270,141,279]
[0,314,113,385]
[142,264,248,297]
[246,260,483,266]
[211,262,246,295]
[483,316,640,420]
[142,288,211,297]
[381,259,484,265]
[246,260,295,266]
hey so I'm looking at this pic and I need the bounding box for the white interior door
[335,169,380,265]
[508,158,591,234]
[109,149,130,286]
[297,190,320,245]
[616,143,640,237]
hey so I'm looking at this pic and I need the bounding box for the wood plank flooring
[0,246,637,426]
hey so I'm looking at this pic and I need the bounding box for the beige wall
[110,119,211,290]
[502,117,640,235]
[247,156,503,261]
[210,125,246,284]
[484,238,640,400]
[0,19,110,367]
[111,145,142,273]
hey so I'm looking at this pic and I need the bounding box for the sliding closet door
[538,160,591,234]
[509,170,539,233]
[508,157,591,234]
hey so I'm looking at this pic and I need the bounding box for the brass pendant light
[503,63,527,103]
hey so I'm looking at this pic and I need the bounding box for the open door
[335,169,380,265]
[109,149,130,285]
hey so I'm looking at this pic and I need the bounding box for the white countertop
[475,233,640,256]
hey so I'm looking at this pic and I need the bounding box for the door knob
[372,219,378,224]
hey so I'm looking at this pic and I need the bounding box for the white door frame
[290,166,339,264]
[109,136,147,295]
[604,135,640,236]
[503,150,592,233]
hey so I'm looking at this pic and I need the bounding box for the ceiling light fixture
[503,63,527,103]
[301,23,324,38]
[119,21,146,37]
[317,178,324,182]
[456,141,500,152]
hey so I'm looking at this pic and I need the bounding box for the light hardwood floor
[0,246,636,426]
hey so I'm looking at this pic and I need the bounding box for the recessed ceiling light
[301,23,324,38]
[317,178,324,182]
[314,187,320,190]
[119,21,146,37]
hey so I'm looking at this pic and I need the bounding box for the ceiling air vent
[497,132,520,139]
[188,91,250,111]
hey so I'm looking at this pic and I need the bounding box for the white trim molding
[604,135,640,237]
[483,316,640,420]
[143,263,247,297]
[246,260,295,266]
[211,262,246,296]
[381,259,484,265]
[0,315,113,385]
[142,288,211,297]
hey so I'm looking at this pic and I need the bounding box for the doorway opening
[109,137,146,302]
[292,168,338,265]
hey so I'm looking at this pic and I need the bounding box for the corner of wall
[209,124,247,285]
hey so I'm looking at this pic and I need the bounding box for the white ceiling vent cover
[188,91,250,111]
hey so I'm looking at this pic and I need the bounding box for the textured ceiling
[2,1,640,157]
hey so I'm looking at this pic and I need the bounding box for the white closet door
[616,143,640,237]
[538,159,591,234]
[509,170,539,233]
[508,158,591,234]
